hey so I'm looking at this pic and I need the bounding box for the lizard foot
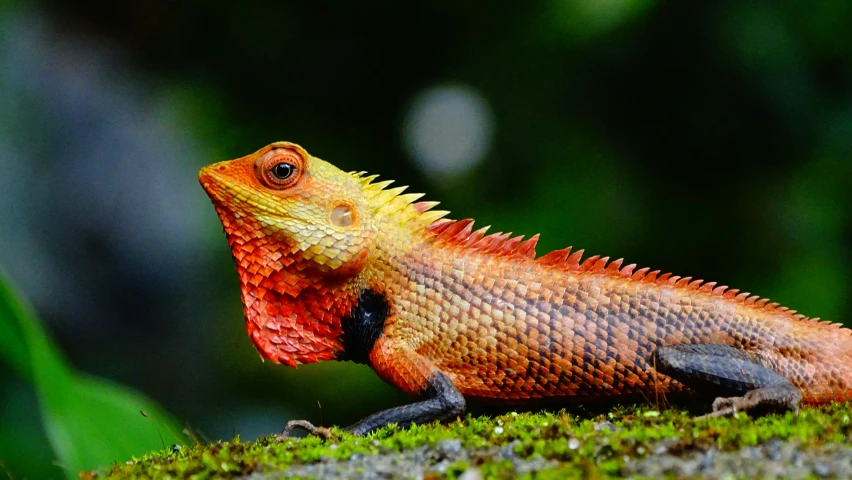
[651,344,803,421]
[696,385,803,420]
[275,420,337,441]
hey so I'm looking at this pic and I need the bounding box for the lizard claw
[695,406,734,420]
[276,420,337,441]
[694,395,740,420]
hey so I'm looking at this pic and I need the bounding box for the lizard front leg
[281,337,465,437]
[345,369,465,435]
[651,343,803,418]
[346,336,466,435]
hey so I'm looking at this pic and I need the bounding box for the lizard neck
[215,205,361,366]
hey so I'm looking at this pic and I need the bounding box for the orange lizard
[199,141,852,436]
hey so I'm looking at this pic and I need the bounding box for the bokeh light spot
[402,84,495,179]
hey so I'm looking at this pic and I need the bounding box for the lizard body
[200,142,852,435]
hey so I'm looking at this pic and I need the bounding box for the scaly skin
[200,142,852,435]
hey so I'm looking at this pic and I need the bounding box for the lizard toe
[277,419,337,441]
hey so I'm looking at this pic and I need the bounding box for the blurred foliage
[0,0,851,477]
[0,270,187,478]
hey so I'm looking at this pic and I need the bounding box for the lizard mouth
[198,162,307,233]
[198,162,241,205]
[199,163,280,217]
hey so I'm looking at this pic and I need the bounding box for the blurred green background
[1,0,851,477]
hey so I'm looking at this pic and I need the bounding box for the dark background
[1,1,851,477]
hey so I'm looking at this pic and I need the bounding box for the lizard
[199,141,852,436]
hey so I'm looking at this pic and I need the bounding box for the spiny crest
[427,218,540,260]
[538,245,845,329]
[425,217,844,330]
[349,171,444,224]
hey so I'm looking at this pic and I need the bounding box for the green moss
[100,403,852,479]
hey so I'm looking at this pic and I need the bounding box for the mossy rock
[101,403,852,479]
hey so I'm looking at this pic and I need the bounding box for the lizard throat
[214,205,358,367]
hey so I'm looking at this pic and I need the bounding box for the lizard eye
[271,163,295,180]
[256,148,304,189]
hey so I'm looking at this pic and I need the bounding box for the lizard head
[199,142,438,367]
[199,142,377,274]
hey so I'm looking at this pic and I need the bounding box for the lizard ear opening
[330,204,356,227]
[255,147,305,189]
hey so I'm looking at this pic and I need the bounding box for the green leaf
[0,268,188,477]
[0,273,33,382]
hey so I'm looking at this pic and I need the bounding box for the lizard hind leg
[650,343,803,419]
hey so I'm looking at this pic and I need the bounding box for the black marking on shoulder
[338,289,390,365]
